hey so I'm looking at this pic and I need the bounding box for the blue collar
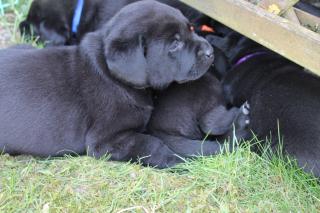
[72,0,84,34]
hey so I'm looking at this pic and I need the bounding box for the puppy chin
[149,82,170,90]
[186,68,208,82]
[188,59,214,81]
[176,79,190,84]
[124,81,149,90]
[120,79,166,90]
[133,85,148,90]
[154,84,170,90]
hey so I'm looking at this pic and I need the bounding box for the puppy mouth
[187,65,205,80]
[177,79,190,84]
[176,68,204,84]
[188,71,201,80]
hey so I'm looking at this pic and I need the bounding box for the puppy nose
[198,43,214,58]
[204,47,214,58]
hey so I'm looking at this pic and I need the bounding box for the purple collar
[234,51,268,67]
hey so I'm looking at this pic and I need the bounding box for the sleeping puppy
[0,1,216,168]
[20,0,208,46]
[20,0,129,46]
[147,49,250,156]
[208,32,320,177]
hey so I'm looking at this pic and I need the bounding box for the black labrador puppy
[0,1,216,168]
[20,0,208,46]
[208,32,320,177]
[147,55,250,156]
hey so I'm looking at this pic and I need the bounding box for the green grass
[0,0,35,46]
[1,146,319,212]
[0,1,320,212]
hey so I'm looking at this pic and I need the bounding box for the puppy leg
[85,132,183,168]
[292,153,320,178]
[200,103,251,141]
[199,105,240,135]
[154,132,230,157]
[230,102,251,139]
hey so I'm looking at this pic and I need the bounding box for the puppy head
[205,32,267,79]
[103,1,214,89]
[20,0,73,46]
[207,33,264,63]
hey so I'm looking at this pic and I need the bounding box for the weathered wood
[257,0,299,15]
[295,7,320,30]
[283,8,300,24]
[257,0,300,24]
[180,0,320,76]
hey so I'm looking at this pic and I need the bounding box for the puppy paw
[242,101,250,116]
[232,101,251,139]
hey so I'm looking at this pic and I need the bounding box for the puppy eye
[143,41,148,58]
[188,24,195,32]
[169,34,184,53]
[139,35,147,58]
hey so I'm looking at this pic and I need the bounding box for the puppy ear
[212,47,230,80]
[105,35,148,88]
[205,34,228,53]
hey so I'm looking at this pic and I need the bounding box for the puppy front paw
[232,101,251,139]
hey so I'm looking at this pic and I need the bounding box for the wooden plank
[256,0,301,23]
[257,0,299,15]
[180,0,320,76]
[295,7,320,31]
[283,8,300,24]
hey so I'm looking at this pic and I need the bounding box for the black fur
[147,45,249,156]
[0,1,214,168]
[20,0,208,46]
[147,69,250,157]
[209,32,320,177]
